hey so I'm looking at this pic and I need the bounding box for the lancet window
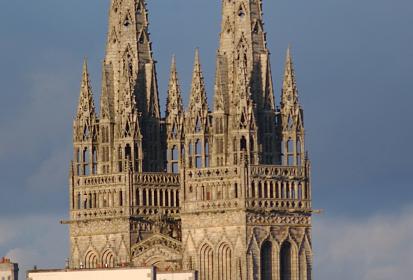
[280,241,292,280]
[261,241,273,280]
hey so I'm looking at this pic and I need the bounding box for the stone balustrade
[74,173,126,188]
[246,198,311,211]
[250,165,306,179]
[133,173,180,185]
[186,166,239,180]
[72,206,128,220]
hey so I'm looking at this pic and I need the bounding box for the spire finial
[194,48,201,69]
[170,54,177,73]
[82,57,89,80]
[286,44,293,64]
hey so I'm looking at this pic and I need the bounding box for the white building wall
[27,268,197,280]
[27,268,154,280]
[0,271,13,280]
[157,271,196,280]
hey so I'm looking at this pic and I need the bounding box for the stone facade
[67,1,313,279]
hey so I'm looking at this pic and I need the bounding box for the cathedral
[68,0,313,279]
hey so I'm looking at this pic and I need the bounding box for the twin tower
[68,0,313,280]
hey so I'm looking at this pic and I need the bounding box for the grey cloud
[1,214,68,279]
[26,146,71,192]
[313,204,413,280]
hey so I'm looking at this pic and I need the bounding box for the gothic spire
[280,47,305,166]
[76,59,96,121]
[73,59,97,143]
[282,46,299,107]
[188,49,208,116]
[166,55,183,118]
[105,0,159,116]
[213,0,274,114]
[280,46,304,133]
[218,0,267,64]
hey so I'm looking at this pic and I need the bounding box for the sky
[0,0,412,279]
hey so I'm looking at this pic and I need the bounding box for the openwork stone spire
[72,59,99,178]
[282,46,299,106]
[213,0,276,165]
[166,55,185,173]
[103,0,162,172]
[76,59,96,122]
[185,49,210,169]
[166,55,184,124]
[187,49,209,127]
[105,0,159,115]
[74,59,97,144]
[280,46,305,166]
[218,0,267,64]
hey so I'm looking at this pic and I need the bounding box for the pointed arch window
[261,241,273,280]
[83,147,89,176]
[287,139,294,166]
[85,251,98,269]
[240,136,247,151]
[118,146,123,172]
[102,250,115,268]
[171,145,179,173]
[188,141,193,168]
[125,144,132,160]
[205,140,210,167]
[250,137,255,164]
[280,241,292,280]
[200,244,214,280]
[195,140,202,169]
[218,243,232,280]
[297,139,302,166]
[92,147,97,175]
[134,144,140,171]
[76,148,81,175]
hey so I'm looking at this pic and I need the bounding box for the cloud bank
[314,205,413,280]
[0,214,68,278]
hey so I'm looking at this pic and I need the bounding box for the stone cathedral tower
[67,0,313,280]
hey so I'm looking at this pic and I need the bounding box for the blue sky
[0,0,412,279]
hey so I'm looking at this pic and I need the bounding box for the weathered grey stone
[68,1,313,279]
